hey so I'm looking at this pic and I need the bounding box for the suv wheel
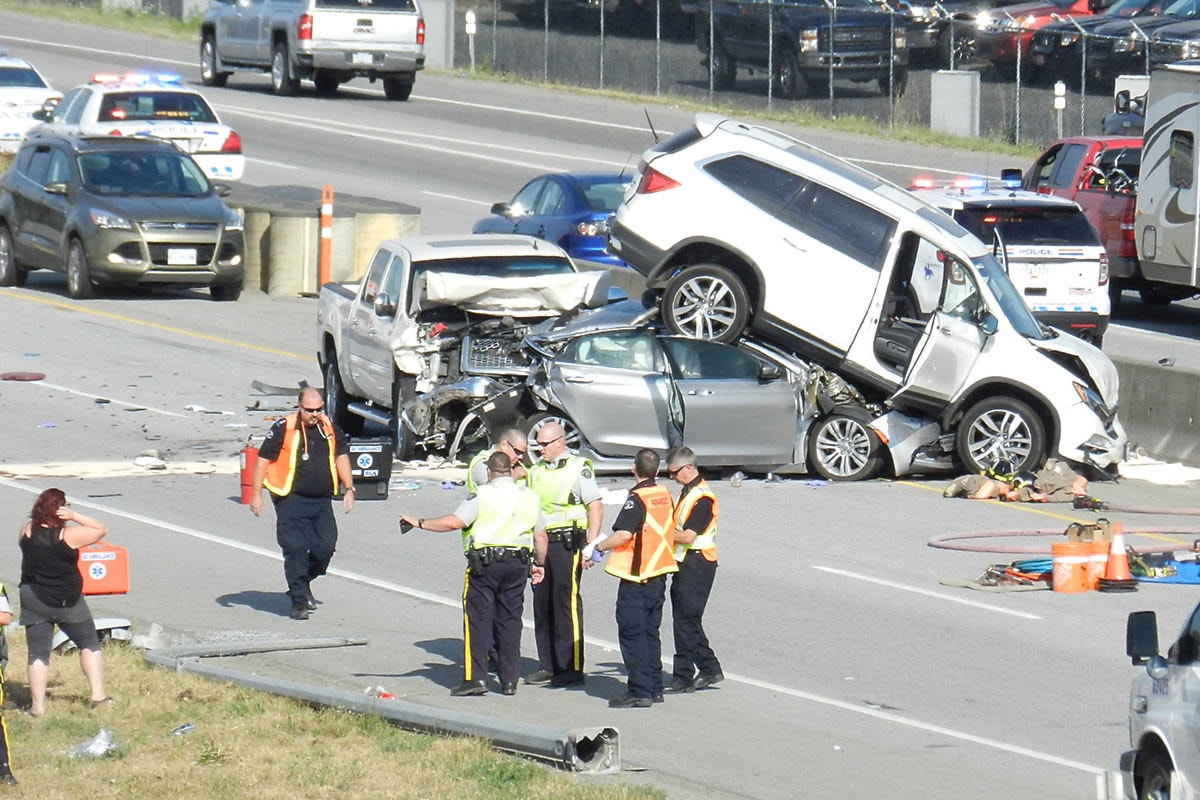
[0,224,27,287]
[65,238,95,299]
[775,50,808,100]
[1139,752,1173,800]
[210,282,242,302]
[525,411,583,461]
[879,68,907,99]
[709,40,736,91]
[324,355,364,436]
[200,34,229,88]
[955,396,1045,475]
[392,374,418,460]
[808,412,881,481]
[662,263,751,344]
[314,72,340,95]
[271,42,300,96]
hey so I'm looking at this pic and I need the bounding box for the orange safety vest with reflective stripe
[262,413,339,497]
[606,483,677,582]
[673,479,719,562]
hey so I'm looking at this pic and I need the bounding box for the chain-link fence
[451,0,1159,146]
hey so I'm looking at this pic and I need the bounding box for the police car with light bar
[0,51,60,154]
[31,73,244,182]
[910,173,1111,347]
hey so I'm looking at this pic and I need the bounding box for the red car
[976,0,1108,75]
[1022,135,1142,300]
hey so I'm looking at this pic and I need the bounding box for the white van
[609,113,1126,475]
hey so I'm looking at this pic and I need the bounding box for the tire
[65,238,95,300]
[1139,286,1174,306]
[0,224,27,287]
[200,34,229,88]
[209,282,242,302]
[709,40,736,91]
[271,42,300,97]
[324,355,364,436]
[524,411,583,461]
[1138,751,1173,800]
[955,396,1046,475]
[807,412,882,481]
[775,50,808,100]
[313,72,340,95]
[383,77,414,101]
[391,373,418,460]
[662,263,751,344]
[936,23,975,67]
[880,68,907,98]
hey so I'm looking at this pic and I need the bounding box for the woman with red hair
[19,488,111,717]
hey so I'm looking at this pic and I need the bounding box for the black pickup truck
[695,0,909,99]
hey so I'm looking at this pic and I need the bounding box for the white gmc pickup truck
[199,0,425,100]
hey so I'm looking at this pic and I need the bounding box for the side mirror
[212,182,232,197]
[491,202,513,217]
[758,363,783,382]
[1127,610,1160,665]
[978,312,998,336]
[373,292,397,318]
[1114,89,1131,115]
[44,182,68,196]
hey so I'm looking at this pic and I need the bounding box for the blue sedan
[472,172,631,268]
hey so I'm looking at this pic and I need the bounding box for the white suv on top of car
[32,72,244,181]
[910,178,1110,347]
[0,51,60,154]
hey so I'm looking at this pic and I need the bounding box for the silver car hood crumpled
[413,271,609,318]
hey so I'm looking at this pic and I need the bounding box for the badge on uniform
[581,467,593,479]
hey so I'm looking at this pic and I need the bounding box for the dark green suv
[0,133,244,300]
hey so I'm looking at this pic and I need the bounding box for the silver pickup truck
[199,0,425,100]
[316,235,611,459]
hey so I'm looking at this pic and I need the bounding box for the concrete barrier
[1113,357,1200,467]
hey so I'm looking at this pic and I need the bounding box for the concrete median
[1113,356,1200,467]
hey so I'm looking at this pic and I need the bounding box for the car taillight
[636,166,679,195]
[1120,207,1135,241]
[1099,253,1109,286]
[107,129,123,136]
[576,218,609,237]
[298,14,313,40]
[221,131,242,154]
[417,18,426,45]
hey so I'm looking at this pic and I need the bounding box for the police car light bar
[89,72,183,86]
[910,174,1022,192]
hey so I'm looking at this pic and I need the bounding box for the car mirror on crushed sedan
[758,363,783,382]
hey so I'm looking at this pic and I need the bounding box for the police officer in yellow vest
[249,388,355,621]
[399,452,549,697]
[525,421,603,688]
[663,446,724,693]
[465,428,528,493]
[587,448,677,708]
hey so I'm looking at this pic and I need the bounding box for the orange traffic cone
[1098,521,1138,593]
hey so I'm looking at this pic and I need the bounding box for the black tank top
[19,525,82,608]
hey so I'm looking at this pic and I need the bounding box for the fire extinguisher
[239,439,259,505]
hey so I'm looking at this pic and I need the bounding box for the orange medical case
[77,542,129,595]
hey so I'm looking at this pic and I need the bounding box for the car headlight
[1060,32,1078,46]
[89,209,132,230]
[1073,381,1108,419]
[975,11,992,28]
[1184,39,1200,58]
[225,207,244,232]
[799,28,819,53]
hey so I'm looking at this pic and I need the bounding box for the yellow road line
[0,289,309,361]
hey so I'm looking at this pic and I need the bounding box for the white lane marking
[247,157,300,170]
[28,381,186,418]
[417,94,660,134]
[421,190,492,207]
[813,565,1043,620]
[0,476,1095,775]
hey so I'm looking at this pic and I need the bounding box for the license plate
[352,52,373,65]
[167,248,198,266]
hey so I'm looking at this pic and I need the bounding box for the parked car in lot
[1029,0,1165,86]
[1084,0,1200,84]
[608,113,1126,476]
[975,0,1107,78]
[31,72,244,182]
[0,133,245,300]
[472,172,631,269]
[693,0,909,99]
[911,179,1110,346]
[0,51,60,154]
